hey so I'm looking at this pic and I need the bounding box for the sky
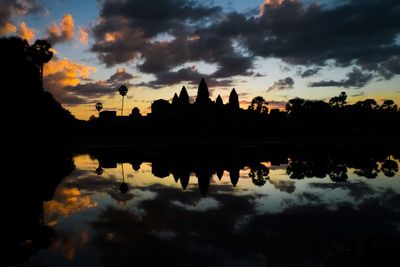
[1,0,400,120]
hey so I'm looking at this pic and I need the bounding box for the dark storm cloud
[299,67,321,78]
[0,0,45,34]
[268,77,295,92]
[136,67,234,89]
[91,0,400,89]
[309,68,373,88]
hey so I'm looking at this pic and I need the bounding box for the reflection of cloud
[172,197,220,211]
[269,179,295,194]
[151,230,177,241]
[50,228,91,261]
[44,187,96,225]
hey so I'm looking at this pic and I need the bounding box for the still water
[5,149,400,267]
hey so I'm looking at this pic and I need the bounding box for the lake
[2,147,400,267]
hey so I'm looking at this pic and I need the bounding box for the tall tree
[119,85,128,116]
[30,40,53,88]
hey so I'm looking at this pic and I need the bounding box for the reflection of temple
[93,147,399,196]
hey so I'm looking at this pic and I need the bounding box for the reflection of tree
[286,160,307,179]
[328,161,348,182]
[119,163,129,194]
[96,166,104,175]
[381,158,398,177]
[249,163,270,187]
[354,159,379,179]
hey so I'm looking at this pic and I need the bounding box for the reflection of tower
[216,168,224,180]
[180,171,190,190]
[119,163,129,194]
[197,169,212,197]
[229,167,240,187]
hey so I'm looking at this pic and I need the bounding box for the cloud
[107,68,135,84]
[64,68,135,99]
[0,0,45,35]
[90,0,253,87]
[299,68,321,78]
[0,22,17,35]
[18,22,35,42]
[46,14,75,45]
[78,26,89,45]
[43,58,96,105]
[268,77,295,92]
[88,0,400,89]
[309,68,373,88]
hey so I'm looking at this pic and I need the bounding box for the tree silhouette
[380,100,398,113]
[119,85,128,116]
[130,107,142,119]
[30,40,53,88]
[381,158,398,177]
[249,96,268,114]
[286,98,305,117]
[96,102,103,115]
[329,91,347,108]
[229,88,239,110]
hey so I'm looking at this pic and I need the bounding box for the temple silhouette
[1,36,399,145]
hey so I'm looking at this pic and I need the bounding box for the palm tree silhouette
[95,102,103,115]
[119,85,128,116]
[30,40,53,88]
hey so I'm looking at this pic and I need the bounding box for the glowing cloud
[260,0,284,14]
[46,14,75,44]
[19,22,35,42]
[44,187,96,218]
[0,22,17,35]
[44,58,96,87]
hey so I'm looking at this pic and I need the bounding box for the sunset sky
[1,0,399,120]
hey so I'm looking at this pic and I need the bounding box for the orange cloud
[104,32,119,42]
[79,26,89,45]
[19,22,36,42]
[44,58,96,87]
[0,22,17,35]
[260,0,284,14]
[44,187,96,219]
[47,14,75,44]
